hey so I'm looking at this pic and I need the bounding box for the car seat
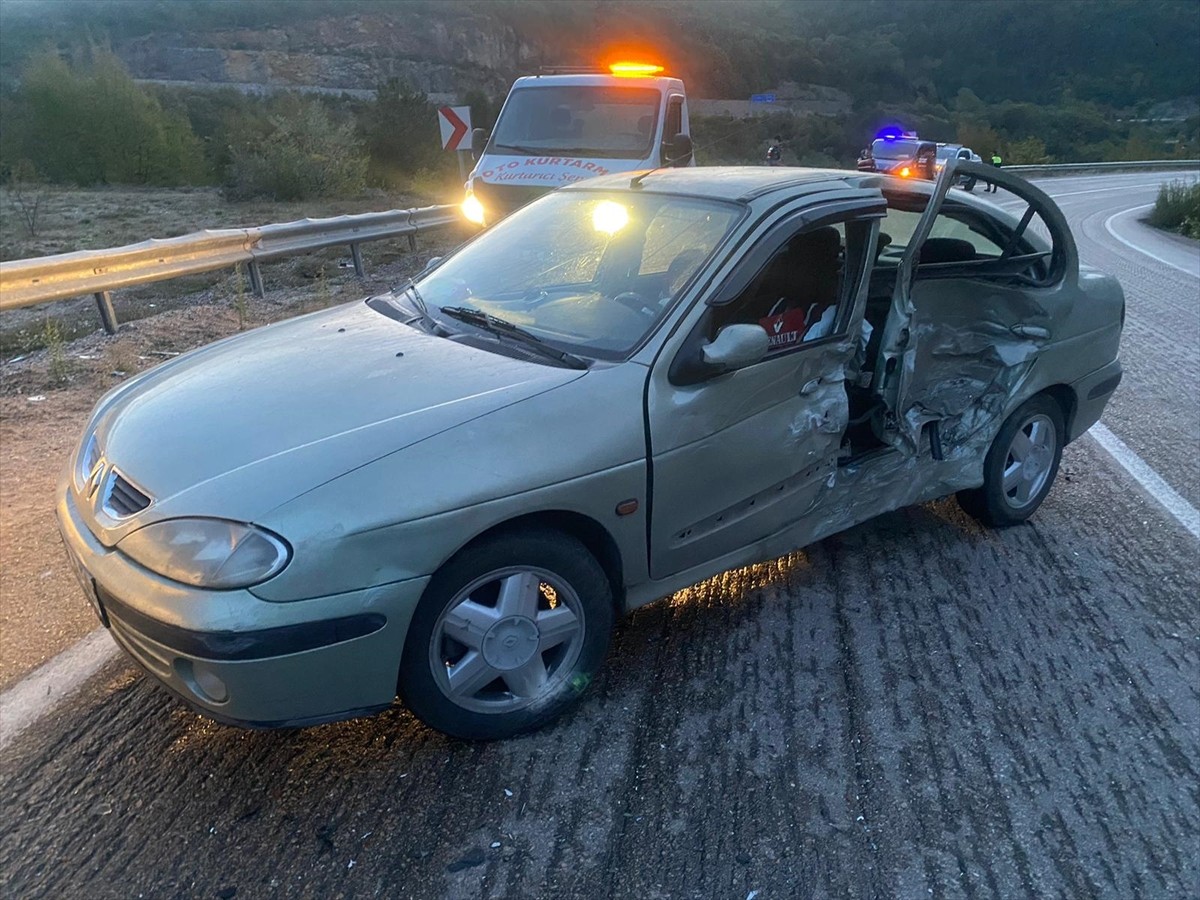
[919,237,976,264]
[753,226,842,349]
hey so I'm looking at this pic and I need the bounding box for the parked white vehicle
[462,64,694,226]
[936,143,984,190]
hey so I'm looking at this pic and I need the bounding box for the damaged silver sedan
[58,160,1123,739]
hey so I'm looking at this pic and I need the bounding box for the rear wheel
[957,395,1064,526]
[398,529,613,740]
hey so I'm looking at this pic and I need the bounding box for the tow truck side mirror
[663,133,693,167]
[471,128,489,161]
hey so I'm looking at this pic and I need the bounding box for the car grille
[103,472,151,518]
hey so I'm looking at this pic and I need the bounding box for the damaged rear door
[872,158,1078,456]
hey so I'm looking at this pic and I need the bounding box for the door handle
[800,378,822,396]
[1010,324,1050,340]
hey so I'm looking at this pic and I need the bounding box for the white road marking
[1103,204,1200,277]
[0,628,119,750]
[1089,423,1200,541]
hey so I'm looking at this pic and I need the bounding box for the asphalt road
[2,173,1198,900]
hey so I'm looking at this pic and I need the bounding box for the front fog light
[118,518,290,589]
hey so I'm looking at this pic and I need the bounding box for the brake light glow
[609,62,664,77]
[899,167,911,177]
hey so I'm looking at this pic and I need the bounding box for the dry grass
[0,184,471,356]
[0,215,470,688]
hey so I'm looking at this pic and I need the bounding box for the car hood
[90,302,584,526]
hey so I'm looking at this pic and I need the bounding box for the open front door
[872,158,1077,455]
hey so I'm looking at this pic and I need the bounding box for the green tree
[11,50,206,185]
[357,78,445,188]
[226,97,367,200]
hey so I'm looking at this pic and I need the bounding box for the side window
[665,97,683,141]
[876,204,1047,271]
[711,218,872,355]
[926,214,1005,259]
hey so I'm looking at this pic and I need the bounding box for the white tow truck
[462,63,695,226]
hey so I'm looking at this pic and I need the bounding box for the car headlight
[462,192,485,225]
[118,518,291,589]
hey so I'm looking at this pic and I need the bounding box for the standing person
[766,135,782,167]
[986,151,1002,192]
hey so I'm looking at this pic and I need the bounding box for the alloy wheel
[429,567,586,714]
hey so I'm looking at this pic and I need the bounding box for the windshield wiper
[438,306,589,369]
[388,279,444,334]
[491,143,545,155]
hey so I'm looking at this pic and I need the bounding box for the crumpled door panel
[889,280,1051,452]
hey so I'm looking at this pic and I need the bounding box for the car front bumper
[56,486,429,728]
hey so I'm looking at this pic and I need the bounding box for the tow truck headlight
[462,192,485,225]
[118,518,291,589]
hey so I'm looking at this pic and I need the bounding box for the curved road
[1,173,1197,900]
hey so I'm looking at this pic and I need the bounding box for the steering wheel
[611,291,654,316]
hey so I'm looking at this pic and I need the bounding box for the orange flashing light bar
[609,62,665,77]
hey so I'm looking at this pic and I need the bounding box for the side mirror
[471,128,489,161]
[421,256,442,273]
[663,133,693,167]
[701,324,769,371]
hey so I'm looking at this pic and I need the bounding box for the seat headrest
[919,237,976,264]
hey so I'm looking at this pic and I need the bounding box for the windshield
[871,138,919,160]
[491,86,661,159]
[404,191,741,359]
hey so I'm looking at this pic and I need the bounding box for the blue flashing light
[876,126,918,143]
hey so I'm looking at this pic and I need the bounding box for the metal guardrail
[1004,159,1199,176]
[0,204,459,334]
[2,159,1196,336]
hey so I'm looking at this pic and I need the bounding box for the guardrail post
[407,233,417,253]
[350,243,365,278]
[247,261,265,298]
[94,291,118,335]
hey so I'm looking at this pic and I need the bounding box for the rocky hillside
[117,11,536,98]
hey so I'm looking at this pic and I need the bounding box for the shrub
[10,50,207,186]
[1148,179,1200,239]
[226,98,368,201]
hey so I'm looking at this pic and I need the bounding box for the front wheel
[957,395,1064,527]
[398,529,613,740]
[961,176,977,192]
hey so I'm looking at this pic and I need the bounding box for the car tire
[398,528,614,740]
[956,394,1064,527]
[962,176,977,192]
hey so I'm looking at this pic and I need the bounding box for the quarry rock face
[119,13,537,96]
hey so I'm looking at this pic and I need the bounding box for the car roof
[560,166,872,203]
[559,164,1025,228]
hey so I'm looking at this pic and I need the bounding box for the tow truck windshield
[490,86,661,158]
